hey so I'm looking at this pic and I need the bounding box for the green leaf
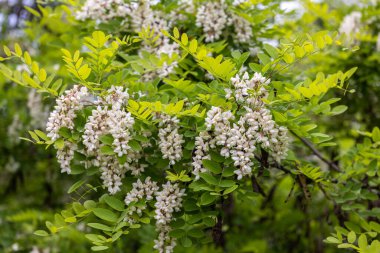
[263,44,278,58]
[24,6,41,17]
[219,180,235,188]
[358,234,367,249]
[372,127,380,142]
[258,53,271,65]
[180,237,192,247]
[199,173,218,185]
[128,140,142,151]
[68,179,86,194]
[3,45,11,57]
[54,139,65,150]
[91,246,109,251]
[88,223,113,231]
[331,105,348,115]
[223,185,238,195]
[188,228,204,238]
[347,231,356,243]
[337,243,355,249]
[200,192,218,205]
[169,229,186,238]
[181,33,188,46]
[64,216,77,223]
[283,53,294,64]
[100,145,115,155]
[104,195,125,211]
[325,236,341,244]
[202,160,222,174]
[34,230,49,237]
[173,27,180,39]
[99,134,114,145]
[38,69,47,82]
[93,208,118,223]
[14,43,22,56]
[189,39,198,53]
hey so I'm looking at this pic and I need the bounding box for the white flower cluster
[8,114,22,145]
[154,182,185,253]
[231,14,253,44]
[192,131,212,179]
[75,0,131,22]
[193,72,289,179]
[46,85,89,141]
[339,11,362,37]
[130,2,179,81]
[196,1,253,43]
[233,0,250,6]
[227,72,270,108]
[81,86,140,194]
[102,85,130,110]
[124,177,159,223]
[83,106,109,157]
[45,86,89,174]
[196,2,229,42]
[57,141,77,174]
[157,114,184,165]
[5,156,20,173]
[226,107,288,179]
[27,89,49,129]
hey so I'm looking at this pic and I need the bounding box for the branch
[251,175,267,197]
[290,130,341,172]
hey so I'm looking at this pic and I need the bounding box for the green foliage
[0,0,380,253]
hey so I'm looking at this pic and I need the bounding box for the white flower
[5,156,20,173]
[233,0,250,6]
[107,107,135,157]
[229,72,270,107]
[339,12,362,37]
[196,2,229,42]
[56,141,77,174]
[230,14,252,43]
[193,104,289,180]
[76,0,131,22]
[8,114,22,145]
[46,85,88,141]
[192,131,212,179]
[154,182,185,253]
[124,177,159,223]
[82,106,109,156]
[157,114,185,165]
[102,85,129,110]
[99,155,126,194]
[27,89,49,129]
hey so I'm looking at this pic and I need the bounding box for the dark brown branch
[290,130,341,172]
[212,213,226,250]
[251,175,267,197]
[258,148,269,177]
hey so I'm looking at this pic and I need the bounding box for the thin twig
[251,175,267,197]
[290,130,341,172]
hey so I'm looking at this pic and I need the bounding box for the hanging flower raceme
[154,182,186,253]
[192,72,289,179]
[124,177,159,224]
[196,1,229,42]
[75,0,131,22]
[46,85,89,141]
[339,11,362,38]
[157,114,185,165]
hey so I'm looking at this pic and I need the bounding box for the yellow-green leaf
[181,33,188,46]
[173,27,180,39]
[14,43,22,56]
